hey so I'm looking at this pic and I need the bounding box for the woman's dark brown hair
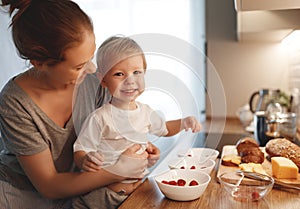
[1,0,94,66]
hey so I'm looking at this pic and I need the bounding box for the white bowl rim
[154,169,211,188]
[177,147,219,159]
[168,157,216,170]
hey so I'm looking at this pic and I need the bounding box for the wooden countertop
[119,160,300,209]
[119,118,300,209]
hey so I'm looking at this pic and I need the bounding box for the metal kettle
[249,89,280,113]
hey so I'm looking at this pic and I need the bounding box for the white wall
[0,11,28,90]
[206,0,289,117]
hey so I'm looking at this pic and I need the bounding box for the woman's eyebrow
[74,57,95,68]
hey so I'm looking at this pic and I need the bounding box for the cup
[236,104,253,126]
[254,111,271,146]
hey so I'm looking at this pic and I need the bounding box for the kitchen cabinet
[235,0,300,11]
[234,0,300,42]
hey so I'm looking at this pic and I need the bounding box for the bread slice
[239,163,267,175]
[221,154,241,167]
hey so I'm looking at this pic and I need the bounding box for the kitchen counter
[119,159,300,209]
[119,118,300,209]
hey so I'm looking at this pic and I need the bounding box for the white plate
[177,148,219,161]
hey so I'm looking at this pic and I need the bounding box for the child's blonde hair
[96,35,147,76]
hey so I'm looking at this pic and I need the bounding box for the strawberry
[190,165,196,169]
[189,180,199,186]
[169,180,177,185]
[161,180,169,185]
[251,191,260,201]
[177,179,186,186]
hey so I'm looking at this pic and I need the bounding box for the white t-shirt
[73,101,168,166]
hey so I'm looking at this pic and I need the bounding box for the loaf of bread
[236,137,264,164]
[265,138,300,170]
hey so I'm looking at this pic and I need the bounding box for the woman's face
[41,31,96,87]
[101,55,145,105]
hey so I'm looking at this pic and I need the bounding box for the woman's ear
[30,60,43,68]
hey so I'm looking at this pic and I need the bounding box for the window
[75,0,206,122]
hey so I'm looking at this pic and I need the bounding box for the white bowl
[168,157,216,175]
[177,148,219,161]
[154,169,211,201]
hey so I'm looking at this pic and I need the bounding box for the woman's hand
[104,144,148,178]
[146,142,160,168]
[181,116,201,133]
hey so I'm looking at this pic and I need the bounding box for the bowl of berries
[154,169,211,201]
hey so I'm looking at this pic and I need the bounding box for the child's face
[101,55,145,104]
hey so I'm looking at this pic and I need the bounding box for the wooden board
[217,145,300,185]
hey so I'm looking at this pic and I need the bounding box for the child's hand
[181,116,201,133]
[82,151,104,172]
[146,142,160,168]
[105,144,148,178]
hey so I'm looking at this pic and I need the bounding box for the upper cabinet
[235,0,300,11]
[234,0,300,42]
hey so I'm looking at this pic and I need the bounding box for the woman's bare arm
[18,144,148,199]
[18,149,121,199]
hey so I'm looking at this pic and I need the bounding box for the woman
[0,0,159,208]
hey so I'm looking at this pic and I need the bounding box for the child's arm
[165,116,201,136]
[74,150,104,172]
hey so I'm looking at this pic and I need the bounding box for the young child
[72,35,201,209]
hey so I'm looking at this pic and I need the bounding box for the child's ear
[101,80,107,88]
[96,72,107,87]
